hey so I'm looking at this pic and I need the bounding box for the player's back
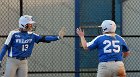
[90,34,126,62]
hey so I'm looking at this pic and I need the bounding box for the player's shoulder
[115,34,126,41]
[93,35,105,41]
[115,34,123,39]
[115,34,121,37]
[96,34,107,39]
[96,35,105,38]
[9,29,20,35]
[28,31,40,36]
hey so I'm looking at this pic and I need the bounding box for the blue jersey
[87,34,129,62]
[0,30,59,61]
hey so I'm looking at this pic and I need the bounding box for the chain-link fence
[0,0,140,77]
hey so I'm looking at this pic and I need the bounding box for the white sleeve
[4,31,13,45]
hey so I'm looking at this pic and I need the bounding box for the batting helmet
[19,15,35,29]
[99,20,116,33]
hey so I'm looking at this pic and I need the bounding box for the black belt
[101,60,121,62]
[10,57,27,60]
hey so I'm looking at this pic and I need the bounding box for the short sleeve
[87,37,99,50]
[122,38,129,52]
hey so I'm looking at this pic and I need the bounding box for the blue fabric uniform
[0,30,60,61]
[87,34,129,62]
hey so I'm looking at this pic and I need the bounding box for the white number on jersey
[103,40,120,53]
[22,44,29,51]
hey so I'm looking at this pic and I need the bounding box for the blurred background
[0,0,140,77]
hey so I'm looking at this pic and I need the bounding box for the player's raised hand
[58,27,66,39]
[76,27,84,37]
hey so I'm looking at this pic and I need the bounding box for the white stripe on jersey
[28,31,33,34]
[87,35,104,47]
[9,47,13,57]
[33,33,40,36]
[5,30,20,45]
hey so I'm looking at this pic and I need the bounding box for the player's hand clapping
[58,27,66,39]
[76,27,84,37]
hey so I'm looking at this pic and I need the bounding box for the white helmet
[19,15,35,29]
[99,20,116,33]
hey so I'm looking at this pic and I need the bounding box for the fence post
[75,0,80,77]
[20,0,23,16]
[112,0,115,21]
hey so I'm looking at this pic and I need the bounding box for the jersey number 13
[22,44,29,51]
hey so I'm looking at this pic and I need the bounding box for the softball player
[76,20,130,77]
[0,15,65,77]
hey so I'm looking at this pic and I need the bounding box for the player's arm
[0,31,13,61]
[122,38,130,58]
[38,36,60,43]
[0,44,9,61]
[123,51,130,58]
[76,28,88,50]
[36,27,65,43]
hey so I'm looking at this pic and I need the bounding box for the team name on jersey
[16,39,32,43]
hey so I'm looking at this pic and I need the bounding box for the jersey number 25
[103,40,120,53]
